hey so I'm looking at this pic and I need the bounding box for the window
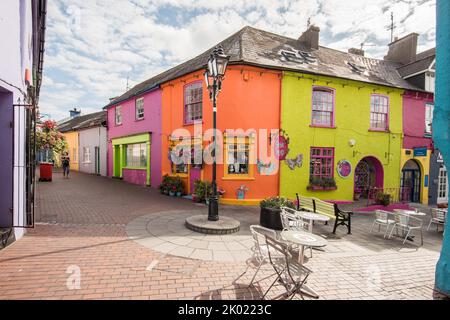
[136,98,144,120]
[370,95,389,130]
[125,143,147,168]
[312,88,334,127]
[83,147,91,163]
[224,136,254,178]
[72,148,78,163]
[310,147,334,180]
[425,103,434,134]
[115,106,122,125]
[184,82,203,124]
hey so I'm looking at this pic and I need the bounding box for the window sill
[369,129,390,133]
[310,125,337,129]
[170,174,188,178]
[115,123,123,127]
[123,167,147,170]
[184,121,203,127]
[136,118,145,122]
[222,176,256,181]
[424,133,432,138]
[307,186,337,191]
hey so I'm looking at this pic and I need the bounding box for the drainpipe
[435,0,450,298]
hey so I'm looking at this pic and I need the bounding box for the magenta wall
[123,169,147,186]
[107,89,162,188]
[403,91,434,150]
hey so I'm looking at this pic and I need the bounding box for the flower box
[307,186,337,191]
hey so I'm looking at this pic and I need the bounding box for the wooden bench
[296,194,353,234]
[296,194,315,212]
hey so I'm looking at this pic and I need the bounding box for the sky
[39,0,436,121]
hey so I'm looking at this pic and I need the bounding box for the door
[95,147,100,175]
[438,166,448,204]
[402,170,421,203]
[189,167,202,195]
[0,91,13,228]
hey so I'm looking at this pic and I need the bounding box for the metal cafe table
[393,209,427,242]
[281,230,328,299]
[298,211,330,233]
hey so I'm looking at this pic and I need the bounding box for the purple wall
[403,91,434,150]
[123,169,147,186]
[107,89,162,188]
[0,91,13,227]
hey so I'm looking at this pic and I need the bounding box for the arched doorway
[401,160,422,203]
[354,157,384,198]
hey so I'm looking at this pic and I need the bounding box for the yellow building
[280,72,404,203]
[61,131,79,171]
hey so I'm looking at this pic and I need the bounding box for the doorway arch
[401,160,422,203]
[354,156,384,198]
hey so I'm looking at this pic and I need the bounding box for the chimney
[299,25,320,50]
[348,48,365,56]
[384,33,418,65]
[69,108,81,119]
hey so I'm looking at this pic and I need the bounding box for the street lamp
[204,46,230,222]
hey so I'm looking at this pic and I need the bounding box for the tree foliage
[36,120,68,157]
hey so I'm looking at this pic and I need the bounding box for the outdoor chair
[262,235,313,300]
[239,225,282,286]
[280,207,312,258]
[427,208,446,232]
[389,212,424,246]
[371,210,396,239]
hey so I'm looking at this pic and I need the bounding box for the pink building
[105,87,162,188]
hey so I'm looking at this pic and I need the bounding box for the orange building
[161,66,281,205]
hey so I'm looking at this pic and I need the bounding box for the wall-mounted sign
[273,130,290,161]
[337,160,352,178]
[414,147,428,157]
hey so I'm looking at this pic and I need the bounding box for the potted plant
[376,193,391,207]
[260,197,295,231]
[307,177,337,191]
[169,185,177,197]
[236,185,249,200]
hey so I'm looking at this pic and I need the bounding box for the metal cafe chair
[280,207,313,258]
[239,225,281,286]
[262,235,313,300]
[389,212,424,246]
[371,210,396,239]
[427,208,447,232]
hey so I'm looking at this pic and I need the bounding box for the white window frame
[83,147,91,164]
[425,103,434,134]
[115,106,122,125]
[136,98,144,120]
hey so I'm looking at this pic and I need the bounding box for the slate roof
[105,26,424,109]
[58,111,106,133]
[397,48,436,78]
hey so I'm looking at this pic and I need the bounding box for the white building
[0,0,47,244]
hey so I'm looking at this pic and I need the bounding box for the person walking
[61,152,71,179]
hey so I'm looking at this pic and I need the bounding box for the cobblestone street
[0,171,443,300]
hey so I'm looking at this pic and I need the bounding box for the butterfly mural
[285,154,303,170]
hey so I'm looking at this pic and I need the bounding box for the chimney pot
[299,25,320,50]
[69,108,81,119]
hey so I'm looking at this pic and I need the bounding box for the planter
[176,192,182,197]
[163,190,169,195]
[169,191,176,197]
[260,207,283,231]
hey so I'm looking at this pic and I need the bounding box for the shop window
[310,147,334,180]
[224,136,254,179]
[126,143,147,168]
[370,95,389,130]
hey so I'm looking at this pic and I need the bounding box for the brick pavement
[0,171,444,300]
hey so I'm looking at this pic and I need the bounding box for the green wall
[280,72,404,202]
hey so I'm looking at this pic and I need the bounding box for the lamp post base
[208,196,219,222]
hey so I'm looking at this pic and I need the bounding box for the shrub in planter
[260,197,295,231]
[376,193,391,207]
[307,177,337,190]
[194,180,212,203]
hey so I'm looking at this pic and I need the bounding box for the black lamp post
[204,46,230,222]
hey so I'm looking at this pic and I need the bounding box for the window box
[307,185,338,191]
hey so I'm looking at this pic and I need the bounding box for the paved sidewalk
[0,171,444,300]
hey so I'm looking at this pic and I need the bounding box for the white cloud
[39,0,436,121]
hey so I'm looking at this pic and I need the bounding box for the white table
[298,211,330,233]
[393,209,427,217]
[281,230,328,299]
